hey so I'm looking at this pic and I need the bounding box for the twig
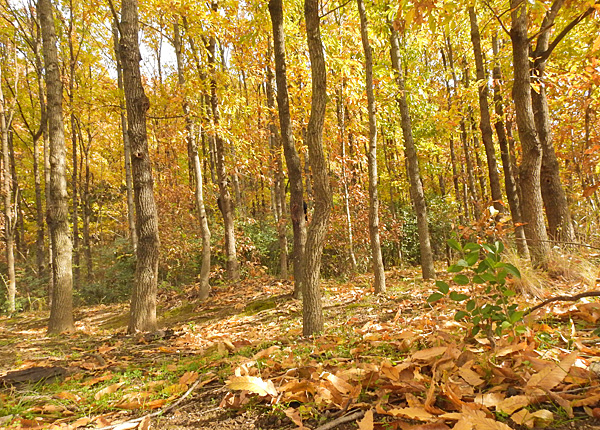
[524,291,600,317]
[314,410,365,430]
[93,377,204,430]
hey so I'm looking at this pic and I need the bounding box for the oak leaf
[226,375,277,396]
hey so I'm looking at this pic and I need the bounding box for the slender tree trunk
[510,0,551,264]
[492,36,529,258]
[268,0,306,298]
[112,20,137,253]
[531,0,575,242]
[80,130,92,280]
[39,0,74,333]
[390,25,435,280]
[469,7,503,213]
[174,20,211,300]
[357,0,385,293]
[265,55,289,279]
[0,65,16,313]
[119,0,161,333]
[206,3,239,281]
[302,0,332,335]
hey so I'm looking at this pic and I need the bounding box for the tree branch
[524,291,600,317]
[483,1,511,37]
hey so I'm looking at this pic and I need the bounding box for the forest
[0,0,600,428]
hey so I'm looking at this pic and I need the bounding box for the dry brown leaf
[54,391,80,401]
[573,394,600,407]
[495,342,527,357]
[145,398,168,409]
[462,408,512,430]
[526,351,578,391]
[358,409,374,430]
[84,374,112,386]
[452,418,472,430]
[388,407,434,421]
[510,409,553,429]
[323,372,353,394]
[113,421,140,430]
[94,382,125,400]
[284,407,311,429]
[138,416,151,430]
[459,367,484,387]
[226,375,277,397]
[496,395,533,415]
[412,347,448,362]
[162,383,188,395]
[474,392,505,408]
[253,345,280,360]
[179,371,199,385]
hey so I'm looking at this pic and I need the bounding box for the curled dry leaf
[358,409,374,430]
[226,375,277,397]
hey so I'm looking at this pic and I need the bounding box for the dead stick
[524,291,600,317]
[314,410,365,430]
[93,377,203,430]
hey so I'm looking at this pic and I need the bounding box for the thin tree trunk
[268,0,306,298]
[469,7,503,214]
[119,0,161,332]
[112,20,137,253]
[492,36,529,258]
[81,135,92,280]
[510,0,551,264]
[38,0,74,334]
[357,0,385,293]
[206,2,239,281]
[390,25,435,280]
[302,0,332,335]
[174,20,211,300]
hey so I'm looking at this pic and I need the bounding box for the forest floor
[1,263,600,430]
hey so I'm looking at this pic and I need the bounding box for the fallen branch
[524,291,600,317]
[314,410,365,430]
[94,377,204,430]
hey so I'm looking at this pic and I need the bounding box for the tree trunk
[268,0,306,298]
[119,0,161,333]
[206,4,239,281]
[390,25,435,279]
[0,65,16,313]
[112,20,137,253]
[492,36,529,258]
[357,0,385,293]
[38,0,74,334]
[510,0,551,264]
[531,0,575,242]
[302,0,332,335]
[174,20,211,300]
[81,136,92,280]
[468,7,503,214]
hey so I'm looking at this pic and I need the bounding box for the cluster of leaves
[428,240,524,339]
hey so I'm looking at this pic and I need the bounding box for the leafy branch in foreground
[428,240,524,342]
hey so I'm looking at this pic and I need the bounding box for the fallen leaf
[179,371,199,385]
[462,408,512,430]
[358,409,374,430]
[284,408,310,429]
[412,347,448,362]
[113,421,140,430]
[95,382,126,400]
[459,367,484,387]
[496,395,533,415]
[139,416,151,430]
[526,351,578,391]
[226,375,277,397]
[510,409,553,429]
[388,407,434,421]
[252,345,280,360]
[474,392,504,408]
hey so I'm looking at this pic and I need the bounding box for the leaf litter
[1,270,600,429]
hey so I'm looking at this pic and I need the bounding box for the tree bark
[206,2,239,281]
[38,0,74,333]
[174,20,211,300]
[492,36,529,258]
[119,0,161,333]
[302,0,332,335]
[268,0,306,298]
[357,0,385,293]
[510,0,551,264]
[468,7,503,213]
[112,20,137,253]
[390,25,435,280]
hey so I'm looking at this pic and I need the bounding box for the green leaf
[472,275,485,284]
[436,281,449,294]
[465,251,479,266]
[448,264,464,273]
[503,263,521,279]
[502,289,516,297]
[463,242,480,253]
[509,311,524,324]
[427,292,444,303]
[454,310,468,321]
[453,274,470,285]
[449,291,469,301]
[466,299,476,312]
[447,238,462,252]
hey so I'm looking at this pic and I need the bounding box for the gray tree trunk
[119,0,161,332]
[38,0,74,334]
[357,0,385,293]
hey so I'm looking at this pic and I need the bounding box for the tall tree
[510,0,551,263]
[302,0,332,335]
[390,24,435,279]
[38,0,74,333]
[173,20,211,300]
[357,0,385,294]
[268,0,306,299]
[118,0,161,332]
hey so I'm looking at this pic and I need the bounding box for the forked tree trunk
[119,0,161,332]
[174,20,211,300]
[302,0,332,335]
[38,0,74,334]
[468,7,503,213]
[357,0,385,293]
[268,0,306,298]
[390,25,435,280]
[510,0,551,264]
